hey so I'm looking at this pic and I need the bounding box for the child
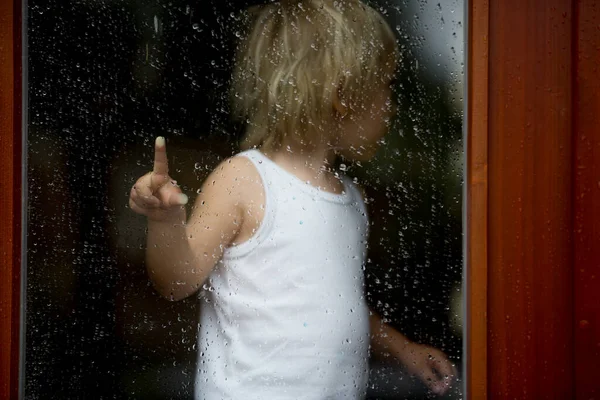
[129,0,456,398]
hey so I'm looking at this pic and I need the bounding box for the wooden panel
[466,0,489,398]
[574,1,600,398]
[487,0,574,398]
[0,0,22,399]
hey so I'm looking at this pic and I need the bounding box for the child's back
[129,0,456,398]
[197,149,370,399]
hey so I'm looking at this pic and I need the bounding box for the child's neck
[261,140,345,193]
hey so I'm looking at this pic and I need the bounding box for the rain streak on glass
[25,0,464,398]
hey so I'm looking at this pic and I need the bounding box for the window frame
[0,0,23,399]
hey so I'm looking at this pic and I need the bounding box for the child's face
[335,70,396,161]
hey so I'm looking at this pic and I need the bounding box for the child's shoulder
[209,151,261,183]
[203,151,263,201]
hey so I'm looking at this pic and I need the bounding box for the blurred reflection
[26,0,463,399]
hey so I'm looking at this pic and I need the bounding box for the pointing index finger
[153,136,169,176]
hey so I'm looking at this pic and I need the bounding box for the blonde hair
[231,0,399,150]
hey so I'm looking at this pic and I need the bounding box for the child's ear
[332,88,349,118]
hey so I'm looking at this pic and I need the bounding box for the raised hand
[129,137,189,221]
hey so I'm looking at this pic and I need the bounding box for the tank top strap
[341,175,369,218]
[222,150,280,260]
[236,149,278,200]
[237,149,269,174]
[341,176,361,201]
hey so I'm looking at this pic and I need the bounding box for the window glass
[26,0,464,398]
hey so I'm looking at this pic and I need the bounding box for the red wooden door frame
[468,0,575,398]
[486,0,575,396]
[0,0,23,399]
[574,1,600,398]
[465,0,489,398]
[467,0,600,398]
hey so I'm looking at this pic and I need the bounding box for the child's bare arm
[130,137,244,301]
[369,311,411,358]
[360,175,456,394]
[146,163,243,300]
[369,307,456,395]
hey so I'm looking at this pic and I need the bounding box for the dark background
[26,0,463,398]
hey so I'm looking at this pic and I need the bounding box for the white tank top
[194,149,371,400]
